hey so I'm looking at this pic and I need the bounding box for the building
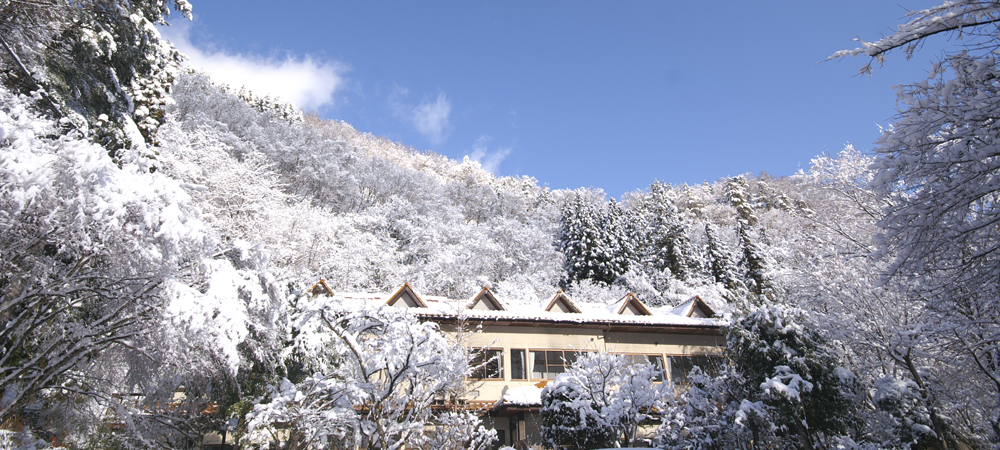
[311,281,725,449]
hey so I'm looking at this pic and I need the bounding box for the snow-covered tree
[245,298,494,450]
[559,190,623,286]
[0,86,279,448]
[659,303,863,450]
[724,176,773,301]
[704,223,744,298]
[0,0,192,153]
[540,352,671,448]
[640,183,703,284]
[832,2,1000,442]
[540,374,616,450]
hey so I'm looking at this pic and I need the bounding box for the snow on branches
[245,298,494,450]
[541,352,671,449]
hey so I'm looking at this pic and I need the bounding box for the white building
[310,281,725,448]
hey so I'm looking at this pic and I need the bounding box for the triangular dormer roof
[309,279,335,297]
[544,290,582,314]
[670,295,716,318]
[468,286,505,311]
[612,292,654,316]
[385,282,428,308]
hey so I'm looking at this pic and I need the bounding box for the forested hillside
[2,0,999,449]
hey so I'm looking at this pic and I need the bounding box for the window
[668,355,722,384]
[622,354,665,382]
[529,350,581,379]
[511,349,527,380]
[471,349,504,379]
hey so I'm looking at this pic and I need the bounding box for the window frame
[469,347,505,380]
[510,348,527,380]
[667,354,722,385]
[527,349,592,380]
[617,353,666,383]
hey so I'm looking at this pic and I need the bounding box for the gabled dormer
[385,282,428,308]
[670,295,716,318]
[309,279,335,297]
[611,292,653,316]
[468,286,505,311]
[544,290,581,314]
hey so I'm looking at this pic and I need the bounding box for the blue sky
[161,1,946,198]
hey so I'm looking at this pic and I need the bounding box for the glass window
[528,350,582,379]
[471,349,503,379]
[648,355,665,382]
[511,349,526,380]
[669,355,722,384]
[621,354,665,382]
[530,351,547,379]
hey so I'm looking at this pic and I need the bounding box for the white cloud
[391,88,452,145]
[468,136,511,174]
[412,93,451,145]
[160,23,345,111]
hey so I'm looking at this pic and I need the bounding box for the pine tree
[736,223,772,301]
[560,193,606,284]
[704,224,744,296]
[605,198,638,280]
[540,379,616,450]
[726,304,864,449]
[660,303,865,450]
[725,175,758,227]
[725,175,773,301]
[558,193,634,286]
[635,181,702,283]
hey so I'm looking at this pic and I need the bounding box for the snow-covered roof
[667,295,716,319]
[335,283,723,330]
[309,279,335,297]
[497,385,543,407]
[467,286,505,311]
[607,292,654,316]
[543,290,582,314]
[385,282,428,308]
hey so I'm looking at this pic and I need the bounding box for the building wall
[441,322,723,404]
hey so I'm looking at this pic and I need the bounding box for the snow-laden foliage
[0,88,282,448]
[5,0,1000,445]
[163,73,564,300]
[245,299,494,450]
[829,0,1000,74]
[658,303,863,450]
[0,0,191,153]
[831,1,1000,444]
[540,352,670,448]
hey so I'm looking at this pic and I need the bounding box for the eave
[417,313,723,335]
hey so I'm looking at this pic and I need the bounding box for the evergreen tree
[645,210,701,282]
[725,175,773,301]
[0,0,191,155]
[704,223,744,296]
[756,177,793,212]
[726,304,863,448]
[725,175,758,228]
[660,303,864,450]
[605,198,638,280]
[636,181,703,283]
[540,377,616,450]
[559,193,607,284]
[736,223,772,301]
[558,193,634,286]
